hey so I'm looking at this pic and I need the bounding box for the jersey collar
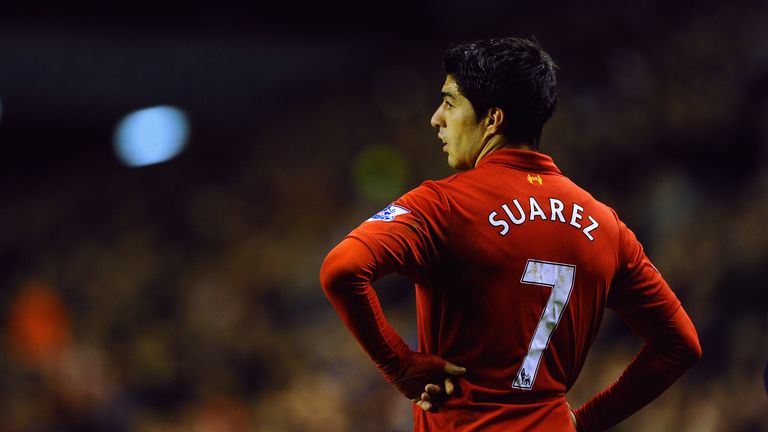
[476,147,561,174]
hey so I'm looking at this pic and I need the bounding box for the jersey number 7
[512,259,576,390]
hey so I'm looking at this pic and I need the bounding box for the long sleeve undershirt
[573,304,700,431]
[320,237,415,384]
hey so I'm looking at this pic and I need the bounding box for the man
[319,37,701,431]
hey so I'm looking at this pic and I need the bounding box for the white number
[512,259,576,390]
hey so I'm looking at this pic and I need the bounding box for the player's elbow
[319,249,351,298]
[319,239,375,299]
[667,315,702,369]
[678,329,702,368]
[659,307,702,369]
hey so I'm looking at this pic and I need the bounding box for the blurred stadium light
[352,145,409,202]
[114,105,189,167]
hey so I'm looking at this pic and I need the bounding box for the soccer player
[319,37,701,431]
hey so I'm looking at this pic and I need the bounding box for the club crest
[527,174,543,185]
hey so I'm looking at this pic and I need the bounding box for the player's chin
[446,156,459,170]
[447,156,469,171]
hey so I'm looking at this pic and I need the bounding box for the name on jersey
[488,197,599,241]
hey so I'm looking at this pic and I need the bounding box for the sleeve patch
[366,204,411,222]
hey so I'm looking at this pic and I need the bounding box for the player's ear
[485,107,504,134]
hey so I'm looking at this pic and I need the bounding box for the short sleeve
[347,181,450,281]
[607,220,681,322]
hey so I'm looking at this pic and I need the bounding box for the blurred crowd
[1,1,767,431]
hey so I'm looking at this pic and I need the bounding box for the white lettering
[488,199,599,241]
[583,215,599,241]
[502,200,526,225]
[570,203,583,229]
[489,211,510,236]
[549,198,565,223]
[529,197,547,221]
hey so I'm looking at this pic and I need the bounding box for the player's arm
[572,221,702,432]
[320,236,464,405]
[572,304,700,431]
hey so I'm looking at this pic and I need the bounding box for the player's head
[431,37,557,168]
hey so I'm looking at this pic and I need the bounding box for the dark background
[0,1,766,430]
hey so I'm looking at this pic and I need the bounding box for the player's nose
[430,105,444,129]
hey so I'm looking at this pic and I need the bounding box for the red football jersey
[345,149,686,431]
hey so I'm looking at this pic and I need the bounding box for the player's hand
[403,358,466,412]
[390,351,466,404]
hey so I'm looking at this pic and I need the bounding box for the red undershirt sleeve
[573,221,702,432]
[319,182,451,396]
[573,305,701,432]
[319,237,415,382]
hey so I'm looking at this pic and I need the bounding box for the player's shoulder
[404,168,473,197]
[432,170,468,186]
[565,177,621,220]
[428,166,491,194]
[405,171,479,210]
[394,177,453,214]
[394,172,475,219]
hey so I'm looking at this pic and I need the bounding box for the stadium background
[0,1,766,430]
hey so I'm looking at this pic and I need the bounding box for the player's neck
[474,136,535,167]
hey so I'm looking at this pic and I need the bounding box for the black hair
[443,37,557,148]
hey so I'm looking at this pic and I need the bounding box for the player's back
[410,149,621,431]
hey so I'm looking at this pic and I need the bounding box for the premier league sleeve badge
[366,204,411,222]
